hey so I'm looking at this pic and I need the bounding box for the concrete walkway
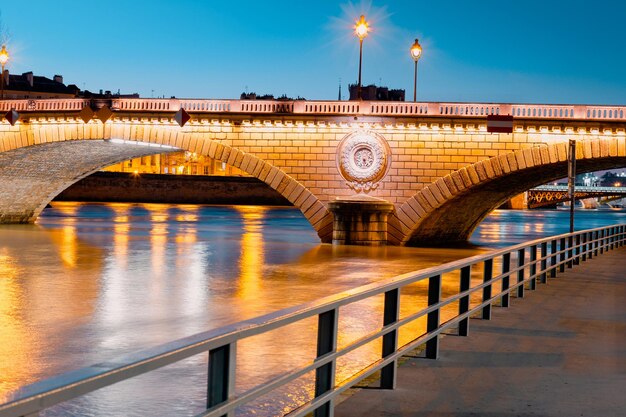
[335,247,626,417]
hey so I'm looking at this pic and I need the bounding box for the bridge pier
[328,195,394,246]
[508,192,528,209]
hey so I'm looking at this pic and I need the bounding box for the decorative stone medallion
[336,130,391,192]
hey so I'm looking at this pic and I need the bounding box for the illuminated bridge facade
[0,98,625,245]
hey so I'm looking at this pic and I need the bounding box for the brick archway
[0,141,166,223]
[0,137,332,242]
[196,140,332,242]
[391,139,626,245]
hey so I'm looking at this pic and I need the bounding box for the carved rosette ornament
[336,130,391,192]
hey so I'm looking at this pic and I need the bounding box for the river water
[1,203,625,416]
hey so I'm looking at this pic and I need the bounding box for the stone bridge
[1,98,625,245]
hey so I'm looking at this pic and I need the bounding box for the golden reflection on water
[0,219,105,399]
[150,205,169,280]
[98,204,132,330]
[235,206,266,301]
[46,211,78,268]
[175,205,199,223]
[0,249,37,400]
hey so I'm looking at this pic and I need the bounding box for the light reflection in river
[1,202,625,415]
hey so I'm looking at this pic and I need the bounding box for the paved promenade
[336,247,626,417]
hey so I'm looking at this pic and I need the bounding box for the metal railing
[0,225,624,417]
[532,185,626,193]
[1,98,625,121]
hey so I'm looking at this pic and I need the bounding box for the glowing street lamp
[354,15,369,100]
[0,45,9,100]
[410,38,422,102]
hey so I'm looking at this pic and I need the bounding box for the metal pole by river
[568,139,576,233]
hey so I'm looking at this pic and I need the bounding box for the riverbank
[53,172,292,206]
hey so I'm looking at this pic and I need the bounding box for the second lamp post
[410,38,422,102]
[355,15,369,100]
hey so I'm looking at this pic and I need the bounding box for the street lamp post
[410,39,422,102]
[0,45,9,100]
[354,15,369,100]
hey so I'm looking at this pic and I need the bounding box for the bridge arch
[0,125,332,242]
[391,138,626,245]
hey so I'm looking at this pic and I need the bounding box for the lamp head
[410,38,422,61]
[0,45,9,67]
[355,15,369,40]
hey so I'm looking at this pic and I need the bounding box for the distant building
[0,70,139,99]
[240,92,305,101]
[1,71,79,98]
[78,89,139,99]
[348,84,405,101]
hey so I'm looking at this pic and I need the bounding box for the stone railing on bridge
[1,98,625,122]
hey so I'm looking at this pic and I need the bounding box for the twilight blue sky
[1,0,625,104]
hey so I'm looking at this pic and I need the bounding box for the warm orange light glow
[0,45,8,67]
[615,182,621,187]
[355,15,369,40]
[410,38,422,61]
[236,206,266,300]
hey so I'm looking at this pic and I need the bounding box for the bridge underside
[0,141,170,223]
[405,156,626,245]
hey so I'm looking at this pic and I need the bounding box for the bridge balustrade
[1,98,625,122]
[0,224,624,417]
[0,98,89,112]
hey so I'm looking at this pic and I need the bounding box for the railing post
[458,266,471,336]
[426,274,442,359]
[501,253,511,307]
[517,248,525,298]
[598,230,603,255]
[529,245,537,290]
[567,235,573,268]
[207,343,236,417]
[580,233,587,262]
[541,242,548,283]
[559,237,566,273]
[482,259,493,320]
[551,239,557,278]
[380,289,400,389]
[314,309,338,417]
[574,233,581,265]
[610,227,616,250]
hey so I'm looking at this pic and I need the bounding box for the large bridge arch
[0,124,333,242]
[391,138,626,245]
[0,141,168,223]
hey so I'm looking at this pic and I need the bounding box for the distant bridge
[1,98,626,245]
[527,185,626,208]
